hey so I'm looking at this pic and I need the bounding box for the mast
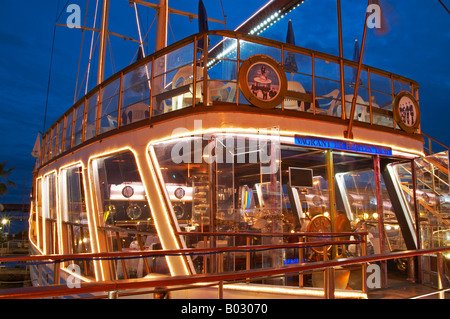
[155,0,169,51]
[97,0,110,85]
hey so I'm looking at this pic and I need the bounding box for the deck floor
[367,278,449,299]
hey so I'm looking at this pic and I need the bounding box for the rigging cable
[76,33,100,101]
[133,3,151,90]
[74,0,90,103]
[438,0,450,15]
[129,14,156,64]
[107,34,116,74]
[218,0,227,30]
[134,2,146,56]
[43,0,68,133]
[85,0,100,95]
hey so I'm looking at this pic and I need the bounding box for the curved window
[151,132,283,273]
[60,164,94,278]
[42,172,58,255]
[90,150,169,279]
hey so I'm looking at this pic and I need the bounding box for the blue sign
[294,136,392,156]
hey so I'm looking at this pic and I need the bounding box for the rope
[85,0,100,95]
[73,0,90,104]
[107,34,116,74]
[76,33,100,101]
[438,0,450,15]
[43,0,63,134]
[218,0,228,30]
[129,14,156,64]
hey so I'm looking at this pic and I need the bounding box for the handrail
[176,230,368,237]
[39,30,420,168]
[0,238,363,264]
[0,245,448,299]
[423,132,450,154]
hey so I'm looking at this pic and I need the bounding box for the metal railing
[39,30,420,167]
[0,237,448,299]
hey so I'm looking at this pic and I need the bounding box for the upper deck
[38,30,422,167]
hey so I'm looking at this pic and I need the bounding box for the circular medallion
[122,185,134,199]
[173,204,185,219]
[174,187,186,200]
[307,215,332,254]
[393,91,420,133]
[126,203,142,220]
[239,55,287,109]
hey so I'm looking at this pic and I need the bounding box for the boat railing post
[361,233,368,294]
[202,33,209,106]
[136,234,151,275]
[53,260,61,299]
[437,252,446,299]
[218,252,223,273]
[246,235,251,283]
[117,71,123,129]
[203,234,208,275]
[116,231,128,279]
[298,235,303,287]
[108,290,119,299]
[324,267,335,299]
[218,281,224,299]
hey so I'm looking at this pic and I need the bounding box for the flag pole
[344,0,372,139]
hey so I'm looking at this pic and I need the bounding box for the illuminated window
[60,164,94,278]
[90,150,169,279]
[42,173,58,255]
[35,178,43,251]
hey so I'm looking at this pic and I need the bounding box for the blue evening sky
[0,0,449,204]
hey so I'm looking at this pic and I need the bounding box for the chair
[343,95,370,122]
[121,102,150,125]
[284,81,306,110]
[209,81,237,103]
[315,89,341,116]
[171,65,206,110]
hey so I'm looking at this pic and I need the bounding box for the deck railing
[39,30,420,166]
[0,241,448,299]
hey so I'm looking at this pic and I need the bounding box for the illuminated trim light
[223,283,367,299]
[249,11,281,35]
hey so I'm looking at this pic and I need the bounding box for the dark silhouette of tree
[0,162,16,196]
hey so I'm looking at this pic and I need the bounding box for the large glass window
[85,91,99,140]
[152,44,195,116]
[60,164,94,278]
[314,58,341,118]
[334,153,405,255]
[36,178,43,251]
[55,119,64,156]
[392,151,450,249]
[42,173,58,255]
[152,130,283,273]
[63,111,73,152]
[99,78,120,133]
[121,63,151,126]
[90,150,169,279]
[283,51,314,113]
[73,103,85,146]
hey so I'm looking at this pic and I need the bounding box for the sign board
[294,135,392,156]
